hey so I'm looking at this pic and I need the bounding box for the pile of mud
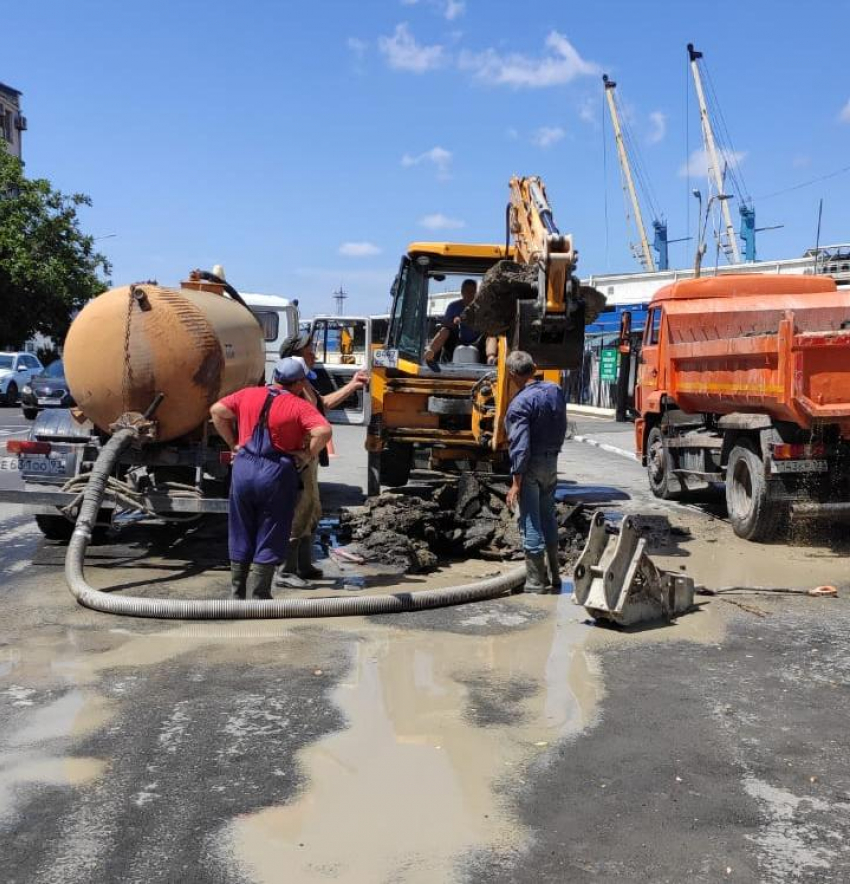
[338,474,590,573]
[461,259,607,336]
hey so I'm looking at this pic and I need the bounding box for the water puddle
[227,594,601,883]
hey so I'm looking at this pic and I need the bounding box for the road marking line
[571,434,638,461]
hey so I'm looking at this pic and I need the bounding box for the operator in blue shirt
[424,279,498,365]
[504,350,568,593]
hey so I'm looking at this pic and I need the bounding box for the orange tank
[636,274,850,438]
[64,283,265,442]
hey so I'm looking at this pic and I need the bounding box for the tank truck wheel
[35,514,74,542]
[646,426,676,500]
[5,382,18,406]
[725,442,783,542]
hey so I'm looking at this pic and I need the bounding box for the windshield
[0,355,13,369]
[43,360,64,378]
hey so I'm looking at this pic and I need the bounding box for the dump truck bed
[653,276,850,436]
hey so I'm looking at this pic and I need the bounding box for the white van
[241,292,301,382]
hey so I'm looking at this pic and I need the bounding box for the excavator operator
[425,279,498,365]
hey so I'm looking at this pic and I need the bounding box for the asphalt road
[1,420,849,882]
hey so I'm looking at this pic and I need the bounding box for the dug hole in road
[0,420,848,883]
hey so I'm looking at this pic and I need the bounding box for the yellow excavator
[366,175,602,495]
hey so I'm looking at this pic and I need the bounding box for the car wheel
[22,407,38,420]
[5,381,18,406]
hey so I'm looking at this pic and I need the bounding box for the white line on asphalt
[571,434,638,462]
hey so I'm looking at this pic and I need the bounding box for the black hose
[192,270,255,315]
[65,430,524,619]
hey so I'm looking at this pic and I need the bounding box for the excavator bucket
[513,298,585,370]
[573,511,695,626]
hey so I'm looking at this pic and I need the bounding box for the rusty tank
[64,282,265,442]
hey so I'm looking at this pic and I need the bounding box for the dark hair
[461,279,477,292]
[278,331,312,358]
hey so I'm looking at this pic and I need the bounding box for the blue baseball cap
[272,357,307,384]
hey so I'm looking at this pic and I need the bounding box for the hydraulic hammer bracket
[573,510,695,626]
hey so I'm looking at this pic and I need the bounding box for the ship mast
[687,43,741,264]
[603,74,656,272]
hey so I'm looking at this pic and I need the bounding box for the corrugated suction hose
[65,429,524,619]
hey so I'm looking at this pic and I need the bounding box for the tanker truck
[1,271,278,540]
[635,273,850,540]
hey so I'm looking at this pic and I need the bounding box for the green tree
[0,150,110,348]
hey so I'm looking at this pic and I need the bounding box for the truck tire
[725,441,783,541]
[35,514,74,542]
[646,426,676,499]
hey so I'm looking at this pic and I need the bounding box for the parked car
[20,359,74,419]
[0,352,44,406]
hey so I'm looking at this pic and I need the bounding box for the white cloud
[339,241,382,257]
[531,126,565,148]
[459,30,600,88]
[678,147,747,179]
[419,213,466,230]
[401,145,453,179]
[578,96,597,126]
[647,111,666,145]
[443,0,465,20]
[347,37,368,60]
[378,23,445,73]
[839,99,850,123]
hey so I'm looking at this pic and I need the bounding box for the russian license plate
[771,459,828,474]
[37,397,60,405]
[373,348,399,368]
[20,456,69,476]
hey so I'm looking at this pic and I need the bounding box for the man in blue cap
[210,357,332,600]
[276,331,369,586]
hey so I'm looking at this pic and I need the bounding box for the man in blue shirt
[424,279,498,365]
[504,350,568,593]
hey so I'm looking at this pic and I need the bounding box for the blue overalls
[228,389,300,565]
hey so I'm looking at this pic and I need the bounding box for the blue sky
[5,0,850,315]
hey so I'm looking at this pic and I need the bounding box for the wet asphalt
[1,420,849,882]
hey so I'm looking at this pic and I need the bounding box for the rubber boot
[545,544,562,594]
[275,541,308,589]
[523,552,548,594]
[247,563,276,600]
[297,535,324,580]
[230,561,250,600]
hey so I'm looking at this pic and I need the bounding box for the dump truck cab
[366,241,560,495]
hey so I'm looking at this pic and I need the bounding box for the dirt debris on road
[338,474,591,573]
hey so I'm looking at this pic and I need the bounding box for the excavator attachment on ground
[573,510,695,626]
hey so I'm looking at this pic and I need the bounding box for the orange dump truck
[634,274,850,540]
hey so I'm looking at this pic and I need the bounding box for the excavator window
[387,258,428,360]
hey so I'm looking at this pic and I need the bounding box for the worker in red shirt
[210,358,332,600]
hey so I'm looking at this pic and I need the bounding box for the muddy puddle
[226,593,601,883]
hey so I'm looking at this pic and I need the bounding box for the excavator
[366,175,603,495]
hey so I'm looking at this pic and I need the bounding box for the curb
[571,434,638,462]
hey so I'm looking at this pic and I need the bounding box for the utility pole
[332,285,348,315]
[603,74,656,272]
[687,44,742,264]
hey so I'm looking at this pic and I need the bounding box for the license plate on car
[20,456,69,475]
[37,397,60,405]
[771,459,828,474]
